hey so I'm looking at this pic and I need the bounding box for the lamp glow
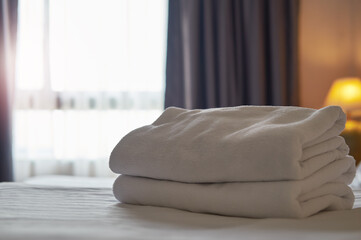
[325,77,361,166]
[325,77,361,111]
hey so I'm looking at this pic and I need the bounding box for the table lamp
[324,77,361,166]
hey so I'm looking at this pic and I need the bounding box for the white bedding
[1,181,361,240]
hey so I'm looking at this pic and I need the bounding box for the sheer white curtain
[14,0,168,181]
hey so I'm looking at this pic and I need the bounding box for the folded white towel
[110,105,347,183]
[113,156,356,218]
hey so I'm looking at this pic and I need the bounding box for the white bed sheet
[0,182,361,240]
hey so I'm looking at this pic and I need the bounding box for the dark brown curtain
[165,0,299,109]
[0,0,18,182]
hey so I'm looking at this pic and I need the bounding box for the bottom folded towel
[113,157,356,218]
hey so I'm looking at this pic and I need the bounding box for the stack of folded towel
[110,105,356,218]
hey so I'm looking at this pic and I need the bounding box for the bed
[0,176,360,240]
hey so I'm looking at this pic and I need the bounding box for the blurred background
[1,0,361,182]
[12,0,167,180]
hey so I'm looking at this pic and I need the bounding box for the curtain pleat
[0,0,18,182]
[165,0,299,109]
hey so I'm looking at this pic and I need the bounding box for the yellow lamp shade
[325,77,361,111]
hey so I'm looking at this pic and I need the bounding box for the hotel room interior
[1,0,361,239]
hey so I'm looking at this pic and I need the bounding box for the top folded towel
[110,105,347,183]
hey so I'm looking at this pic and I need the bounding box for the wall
[354,0,361,78]
[299,0,361,109]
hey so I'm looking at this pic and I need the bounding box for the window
[14,0,168,179]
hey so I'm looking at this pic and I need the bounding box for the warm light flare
[344,119,361,131]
